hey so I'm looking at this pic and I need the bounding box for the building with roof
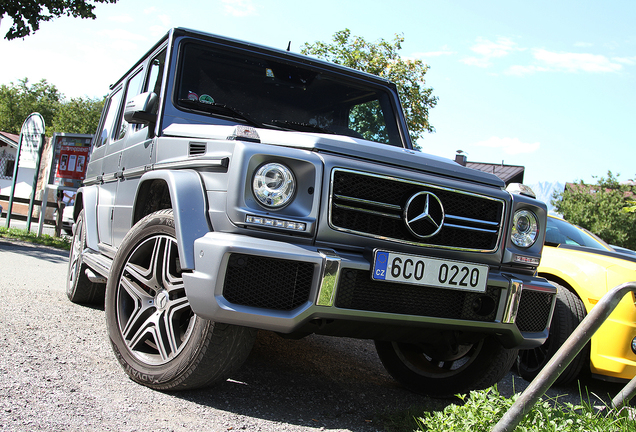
[0,131,19,194]
[453,152,525,186]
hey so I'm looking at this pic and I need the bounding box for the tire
[105,209,257,391]
[375,335,518,398]
[66,209,105,304]
[517,283,588,386]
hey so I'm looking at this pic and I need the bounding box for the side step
[82,248,113,283]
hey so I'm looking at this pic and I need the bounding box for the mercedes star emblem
[404,191,445,238]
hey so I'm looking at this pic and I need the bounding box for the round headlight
[252,163,295,209]
[511,210,539,248]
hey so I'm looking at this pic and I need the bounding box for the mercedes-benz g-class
[67,28,556,397]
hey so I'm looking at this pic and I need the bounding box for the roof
[466,162,525,185]
[0,131,19,148]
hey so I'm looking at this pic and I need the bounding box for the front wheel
[375,336,517,398]
[105,210,256,390]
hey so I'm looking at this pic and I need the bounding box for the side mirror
[124,92,158,126]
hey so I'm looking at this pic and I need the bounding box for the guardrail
[0,194,66,237]
[493,281,636,432]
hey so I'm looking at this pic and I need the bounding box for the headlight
[252,162,296,209]
[511,210,539,248]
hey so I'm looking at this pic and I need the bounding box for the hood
[163,123,505,188]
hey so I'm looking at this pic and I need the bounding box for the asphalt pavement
[0,239,630,431]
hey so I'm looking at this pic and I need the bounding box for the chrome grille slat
[333,194,402,211]
[445,214,499,227]
[333,203,402,219]
[443,223,499,234]
[329,169,505,252]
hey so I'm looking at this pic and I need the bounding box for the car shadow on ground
[0,239,68,264]
[169,330,633,431]
[173,331,445,431]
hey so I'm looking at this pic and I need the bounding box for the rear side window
[98,88,123,147]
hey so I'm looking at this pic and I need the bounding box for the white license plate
[372,250,488,292]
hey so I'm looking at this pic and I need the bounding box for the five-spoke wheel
[105,210,256,390]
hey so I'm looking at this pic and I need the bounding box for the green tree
[553,171,636,250]
[0,78,62,135]
[1,0,118,40]
[0,78,104,136]
[302,29,437,144]
[52,96,104,135]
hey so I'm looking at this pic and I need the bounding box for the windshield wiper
[178,99,264,128]
[269,120,335,134]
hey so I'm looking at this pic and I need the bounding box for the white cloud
[574,42,593,48]
[470,37,519,58]
[222,0,257,17]
[158,14,171,27]
[612,56,636,66]
[473,137,540,155]
[505,64,549,76]
[461,56,491,68]
[461,37,522,68]
[532,49,623,73]
[149,25,170,38]
[506,49,625,75]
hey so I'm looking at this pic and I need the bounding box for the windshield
[545,217,610,251]
[175,42,403,146]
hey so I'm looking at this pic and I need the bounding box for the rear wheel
[66,209,105,304]
[517,283,588,385]
[105,209,256,390]
[375,335,517,398]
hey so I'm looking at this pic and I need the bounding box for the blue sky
[0,0,634,185]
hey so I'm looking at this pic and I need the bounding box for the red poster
[56,145,91,180]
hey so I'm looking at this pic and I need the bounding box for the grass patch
[414,386,635,432]
[0,226,71,250]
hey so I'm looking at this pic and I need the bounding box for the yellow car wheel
[517,283,588,385]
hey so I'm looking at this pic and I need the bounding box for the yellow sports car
[518,215,636,384]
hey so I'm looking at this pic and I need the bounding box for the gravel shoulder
[0,239,628,431]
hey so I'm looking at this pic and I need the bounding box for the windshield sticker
[187,91,198,101]
[199,94,215,104]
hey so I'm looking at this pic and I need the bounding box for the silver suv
[67,28,556,397]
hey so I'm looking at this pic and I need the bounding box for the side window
[146,49,166,96]
[115,69,144,141]
[98,88,123,147]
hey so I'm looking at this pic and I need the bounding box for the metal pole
[493,282,636,432]
[612,374,636,411]
[37,184,50,236]
[26,132,46,232]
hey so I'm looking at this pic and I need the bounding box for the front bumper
[183,232,556,349]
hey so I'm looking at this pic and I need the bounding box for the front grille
[516,289,554,332]
[223,254,314,311]
[329,169,505,251]
[335,269,501,322]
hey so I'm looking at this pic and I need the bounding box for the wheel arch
[133,170,211,270]
[76,187,100,251]
[538,272,593,313]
